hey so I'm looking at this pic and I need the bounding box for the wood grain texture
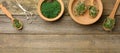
[0,0,120,53]
[0,15,120,34]
[0,35,120,53]
[0,0,120,15]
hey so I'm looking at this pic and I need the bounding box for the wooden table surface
[0,0,120,53]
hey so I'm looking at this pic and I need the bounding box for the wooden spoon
[0,4,23,30]
[103,0,120,31]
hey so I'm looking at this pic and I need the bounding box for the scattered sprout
[103,17,115,31]
[89,6,99,18]
[75,2,87,15]
[13,18,22,29]
[41,0,61,18]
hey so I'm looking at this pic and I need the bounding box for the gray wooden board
[0,35,120,53]
[0,15,120,34]
[0,0,120,53]
[0,0,120,15]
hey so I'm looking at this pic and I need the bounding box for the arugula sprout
[75,2,87,15]
[41,0,61,18]
[13,19,22,29]
[103,17,115,30]
[89,6,99,18]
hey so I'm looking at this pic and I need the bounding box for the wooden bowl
[37,0,64,21]
[68,0,103,25]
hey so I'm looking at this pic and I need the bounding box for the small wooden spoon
[0,4,23,30]
[103,0,120,31]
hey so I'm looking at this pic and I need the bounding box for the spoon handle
[0,4,14,21]
[109,0,120,18]
[91,0,94,5]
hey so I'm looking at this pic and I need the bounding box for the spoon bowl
[103,17,115,31]
[12,19,23,30]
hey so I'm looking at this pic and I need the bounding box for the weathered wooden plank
[0,35,120,53]
[0,0,120,15]
[0,0,120,53]
[0,15,120,34]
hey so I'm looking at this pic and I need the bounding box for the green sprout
[103,17,115,30]
[89,6,99,18]
[75,2,87,15]
[13,19,22,29]
[41,0,61,18]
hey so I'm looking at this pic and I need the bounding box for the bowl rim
[37,0,64,21]
[68,0,103,25]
